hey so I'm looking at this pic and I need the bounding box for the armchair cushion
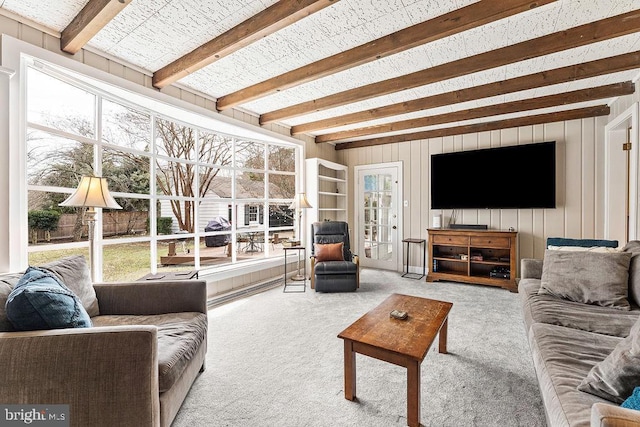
[314,260,358,275]
[6,267,92,331]
[315,242,344,262]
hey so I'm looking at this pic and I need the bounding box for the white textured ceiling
[1,0,640,145]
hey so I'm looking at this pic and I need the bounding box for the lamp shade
[290,193,312,210]
[59,176,122,209]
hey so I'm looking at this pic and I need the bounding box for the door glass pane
[382,175,392,191]
[378,243,392,260]
[381,193,392,208]
[362,172,394,260]
[364,175,377,191]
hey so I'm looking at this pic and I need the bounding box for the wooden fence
[30,211,149,243]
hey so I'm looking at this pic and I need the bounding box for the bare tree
[155,120,233,232]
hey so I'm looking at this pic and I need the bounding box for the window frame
[14,49,304,281]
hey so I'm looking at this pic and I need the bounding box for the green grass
[29,240,218,282]
[29,244,150,282]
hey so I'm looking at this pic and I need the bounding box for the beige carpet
[172,268,545,426]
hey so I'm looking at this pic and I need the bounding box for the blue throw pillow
[622,386,640,410]
[546,237,619,248]
[5,267,92,331]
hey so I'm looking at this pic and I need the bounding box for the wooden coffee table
[337,293,453,427]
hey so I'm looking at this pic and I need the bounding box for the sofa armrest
[521,259,543,279]
[94,280,207,315]
[592,402,640,427]
[0,326,160,427]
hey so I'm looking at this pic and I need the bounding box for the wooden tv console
[426,228,517,292]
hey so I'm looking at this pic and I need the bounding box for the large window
[25,63,299,281]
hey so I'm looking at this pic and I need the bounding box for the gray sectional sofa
[520,241,640,427]
[0,256,207,427]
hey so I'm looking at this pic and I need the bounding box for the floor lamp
[289,193,312,281]
[60,176,122,282]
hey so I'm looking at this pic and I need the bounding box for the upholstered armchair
[310,221,359,292]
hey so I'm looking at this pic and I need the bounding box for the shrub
[146,217,173,235]
[28,210,61,243]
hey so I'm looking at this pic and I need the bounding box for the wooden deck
[159,241,289,266]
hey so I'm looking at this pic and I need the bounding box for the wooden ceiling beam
[334,106,610,150]
[218,0,555,111]
[152,0,338,89]
[61,0,132,54]
[293,51,640,135]
[262,10,640,125]
[317,82,634,143]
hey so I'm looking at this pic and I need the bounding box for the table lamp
[289,192,312,281]
[60,176,122,281]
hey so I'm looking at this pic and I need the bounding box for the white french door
[355,163,402,271]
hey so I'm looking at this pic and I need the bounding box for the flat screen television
[430,141,556,209]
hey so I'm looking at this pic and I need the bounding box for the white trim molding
[604,102,639,242]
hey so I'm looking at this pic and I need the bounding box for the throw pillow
[578,317,640,403]
[623,241,640,307]
[38,255,99,317]
[538,250,632,310]
[6,267,92,331]
[547,237,619,248]
[622,387,640,410]
[315,242,344,262]
[547,245,620,253]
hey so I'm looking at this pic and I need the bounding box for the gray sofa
[0,256,207,427]
[520,244,640,427]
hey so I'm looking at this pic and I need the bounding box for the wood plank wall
[337,111,637,270]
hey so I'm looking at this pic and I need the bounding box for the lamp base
[291,274,306,281]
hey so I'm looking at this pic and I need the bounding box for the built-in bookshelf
[305,158,348,226]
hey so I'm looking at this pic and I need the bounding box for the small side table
[283,246,306,293]
[402,238,426,280]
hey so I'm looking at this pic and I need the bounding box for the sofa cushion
[578,318,640,404]
[6,267,92,331]
[92,312,207,392]
[519,279,639,337]
[315,242,344,262]
[539,250,632,310]
[38,255,100,317]
[529,323,620,427]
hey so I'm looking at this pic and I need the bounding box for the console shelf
[427,228,517,292]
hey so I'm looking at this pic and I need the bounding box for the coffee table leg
[407,360,421,427]
[439,318,448,354]
[344,340,356,401]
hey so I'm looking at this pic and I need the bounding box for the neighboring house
[160,175,293,233]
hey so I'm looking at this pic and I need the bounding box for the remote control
[390,309,408,320]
